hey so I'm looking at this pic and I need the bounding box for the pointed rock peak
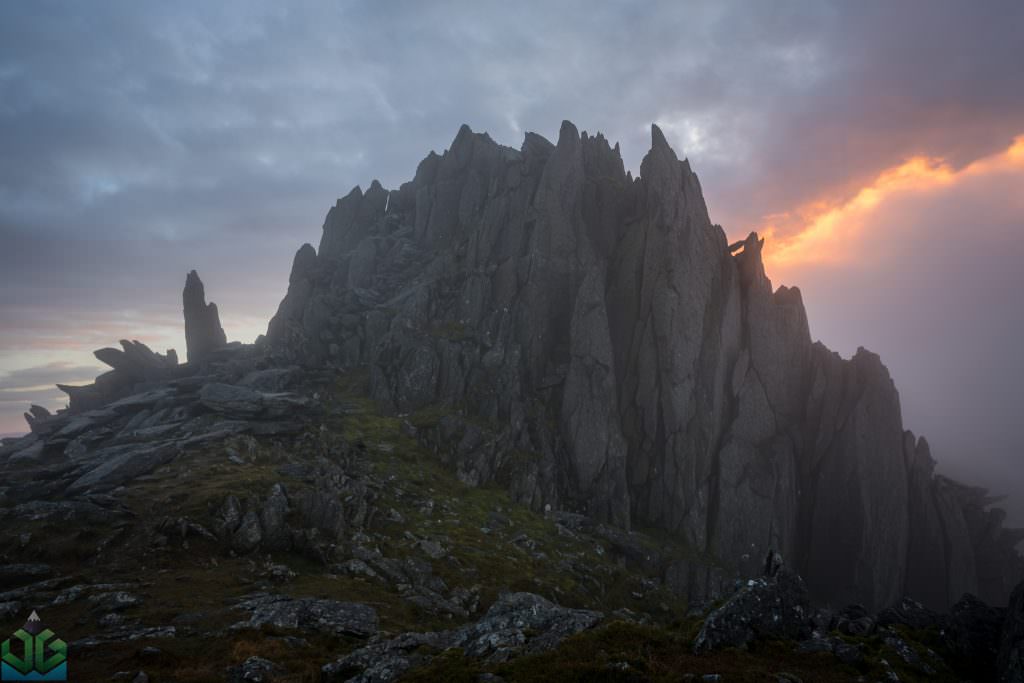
[522,131,554,155]
[183,270,227,364]
[451,123,475,151]
[651,123,670,151]
[184,270,204,296]
[613,141,621,156]
[366,179,388,198]
[290,243,318,282]
[339,185,363,206]
[557,120,579,147]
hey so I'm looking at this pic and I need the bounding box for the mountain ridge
[264,120,1023,612]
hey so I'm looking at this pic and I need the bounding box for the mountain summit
[267,122,1021,611]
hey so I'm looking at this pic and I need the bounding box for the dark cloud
[0,1,1022,519]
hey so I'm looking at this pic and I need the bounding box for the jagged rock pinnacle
[183,270,227,363]
[651,122,669,150]
[262,120,1024,611]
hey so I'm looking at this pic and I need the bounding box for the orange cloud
[755,135,1024,274]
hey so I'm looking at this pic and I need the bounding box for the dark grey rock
[877,597,942,631]
[321,592,600,681]
[183,270,227,363]
[232,510,263,553]
[66,441,179,493]
[455,592,602,662]
[232,593,378,637]
[322,631,449,683]
[259,484,291,551]
[238,367,300,392]
[198,383,264,416]
[227,655,286,683]
[693,569,810,653]
[881,629,935,675]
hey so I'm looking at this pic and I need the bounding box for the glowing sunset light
[759,134,1024,273]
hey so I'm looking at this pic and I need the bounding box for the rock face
[183,270,227,363]
[265,121,1023,611]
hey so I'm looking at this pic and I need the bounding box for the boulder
[877,596,943,630]
[693,565,810,653]
[232,593,378,638]
[226,656,286,683]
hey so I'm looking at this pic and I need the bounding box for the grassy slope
[0,370,963,682]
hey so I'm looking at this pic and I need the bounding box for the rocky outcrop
[54,340,178,413]
[47,270,234,417]
[2,340,313,501]
[693,555,810,653]
[231,592,379,638]
[183,270,227,363]
[321,592,601,682]
[264,121,1023,611]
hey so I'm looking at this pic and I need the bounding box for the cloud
[760,136,1024,526]
[0,361,101,393]
[0,362,103,435]
[759,135,1024,269]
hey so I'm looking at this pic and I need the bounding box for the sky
[0,2,1022,523]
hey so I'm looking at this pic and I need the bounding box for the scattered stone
[227,656,286,683]
[89,590,143,612]
[416,538,447,560]
[881,629,935,675]
[877,597,942,630]
[322,592,601,681]
[835,604,875,637]
[232,593,378,638]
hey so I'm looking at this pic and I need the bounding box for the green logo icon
[1,611,67,681]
